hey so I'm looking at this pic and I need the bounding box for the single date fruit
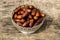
[22,21,29,27]
[34,18,43,26]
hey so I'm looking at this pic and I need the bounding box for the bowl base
[20,31,35,34]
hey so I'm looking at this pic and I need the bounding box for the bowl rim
[11,5,46,29]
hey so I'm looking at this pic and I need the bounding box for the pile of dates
[13,5,45,28]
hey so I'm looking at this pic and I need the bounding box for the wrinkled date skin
[13,5,45,28]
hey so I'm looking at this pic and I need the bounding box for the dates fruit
[31,9,36,16]
[22,11,29,18]
[29,19,34,27]
[16,22,22,26]
[14,14,17,19]
[34,18,43,26]
[22,21,29,27]
[17,15,22,19]
[13,5,45,28]
[36,11,40,17]
[34,16,38,20]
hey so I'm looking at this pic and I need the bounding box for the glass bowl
[11,5,46,34]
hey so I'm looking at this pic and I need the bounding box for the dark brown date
[20,19,25,23]
[14,14,17,19]
[29,22,33,27]
[34,18,43,26]
[31,9,36,16]
[22,11,29,18]
[36,11,40,17]
[17,15,22,19]
[16,22,22,26]
[29,19,34,27]
[18,11,24,14]
[22,21,29,27]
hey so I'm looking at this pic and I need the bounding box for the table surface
[0,0,60,40]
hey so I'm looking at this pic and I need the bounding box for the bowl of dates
[11,5,46,34]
